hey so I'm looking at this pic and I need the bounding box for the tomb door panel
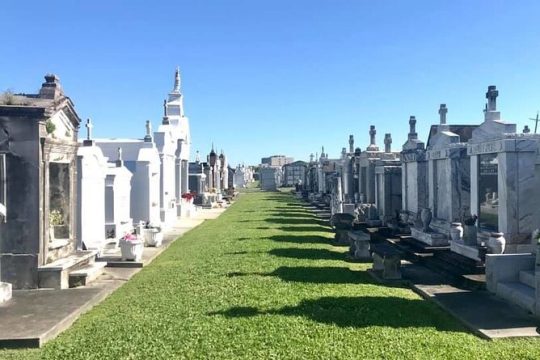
[435,159,449,221]
[478,153,499,232]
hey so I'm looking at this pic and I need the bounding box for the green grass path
[3,191,540,359]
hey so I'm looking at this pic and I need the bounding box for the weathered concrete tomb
[0,75,98,290]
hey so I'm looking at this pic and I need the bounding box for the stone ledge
[38,250,97,271]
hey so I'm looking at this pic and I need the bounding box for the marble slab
[450,240,481,261]
[411,228,448,246]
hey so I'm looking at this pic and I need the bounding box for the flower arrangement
[181,192,195,202]
[122,232,138,242]
[50,209,64,226]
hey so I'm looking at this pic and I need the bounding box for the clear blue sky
[2,1,540,165]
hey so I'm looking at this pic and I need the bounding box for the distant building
[261,155,293,167]
[282,161,307,187]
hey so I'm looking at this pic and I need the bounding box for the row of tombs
[302,85,540,319]
[0,72,249,299]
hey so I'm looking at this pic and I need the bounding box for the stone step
[497,281,536,314]
[68,262,107,288]
[0,282,12,303]
[519,270,536,289]
[38,250,98,289]
[433,250,485,275]
[422,256,485,290]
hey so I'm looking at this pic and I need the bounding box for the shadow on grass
[279,226,331,232]
[267,235,332,245]
[228,266,369,284]
[269,248,344,261]
[266,217,329,226]
[225,250,265,255]
[268,211,315,218]
[208,296,466,332]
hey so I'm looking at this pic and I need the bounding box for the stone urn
[144,228,163,247]
[399,211,409,225]
[420,208,432,232]
[449,222,463,242]
[487,232,506,254]
[119,236,144,261]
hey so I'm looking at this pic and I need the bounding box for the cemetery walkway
[3,191,540,359]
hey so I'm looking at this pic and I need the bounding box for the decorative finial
[384,133,392,153]
[349,135,354,153]
[439,104,448,125]
[163,99,167,116]
[117,147,123,161]
[310,153,314,162]
[195,150,200,162]
[523,125,531,134]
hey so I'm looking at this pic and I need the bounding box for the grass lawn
[2,190,540,359]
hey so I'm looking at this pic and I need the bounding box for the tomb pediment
[470,119,516,144]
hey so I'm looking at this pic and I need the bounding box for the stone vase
[400,211,409,224]
[144,229,163,247]
[488,232,506,254]
[463,224,477,246]
[420,208,432,232]
[119,239,144,261]
[450,222,463,242]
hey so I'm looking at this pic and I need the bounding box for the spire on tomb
[173,67,181,93]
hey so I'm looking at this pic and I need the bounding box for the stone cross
[349,135,354,153]
[85,118,93,140]
[486,85,498,111]
[384,133,392,153]
[439,104,448,125]
[523,125,531,134]
[369,126,376,146]
[408,116,417,139]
